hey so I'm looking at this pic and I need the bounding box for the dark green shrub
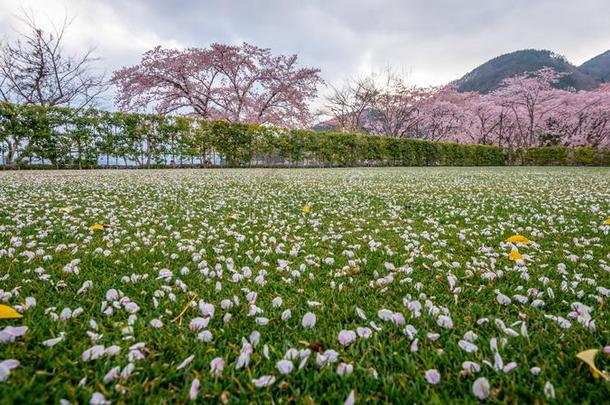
[598,148,610,166]
[573,147,597,166]
[523,147,569,165]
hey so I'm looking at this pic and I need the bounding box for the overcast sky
[1,0,609,107]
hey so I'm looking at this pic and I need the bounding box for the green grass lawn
[1,167,609,404]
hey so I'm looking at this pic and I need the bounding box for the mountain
[579,50,610,83]
[456,49,600,93]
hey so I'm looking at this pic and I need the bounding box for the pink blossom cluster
[396,68,610,148]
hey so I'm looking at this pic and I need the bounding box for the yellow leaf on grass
[508,250,523,261]
[60,207,73,213]
[90,223,105,231]
[0,304,23,319]
[302,205,311,214]
[576,349,610,381]
[604,218,610,225]
[506,234,531,244]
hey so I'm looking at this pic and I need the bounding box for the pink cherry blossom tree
[491,67,567,147]
[111,43,322,128]
[418,86,472,142]
[461,93,501,145]
[413,68,610,149]
[546,85,610,148]
[369,70,433,138]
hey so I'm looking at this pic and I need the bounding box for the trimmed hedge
[515,146,609,166]
[522,147,570,166]
[0,102,608,168]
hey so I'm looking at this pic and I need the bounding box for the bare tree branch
[0,10,107,110]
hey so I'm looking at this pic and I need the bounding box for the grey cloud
[1,0,609,100]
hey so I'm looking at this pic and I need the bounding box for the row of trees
[3,102,609,168]
[0,102,511,168]
[324,68,610,149]
[0,103,209,168]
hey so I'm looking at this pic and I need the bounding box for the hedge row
[513,146,610,166]
[0,102,608,168]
